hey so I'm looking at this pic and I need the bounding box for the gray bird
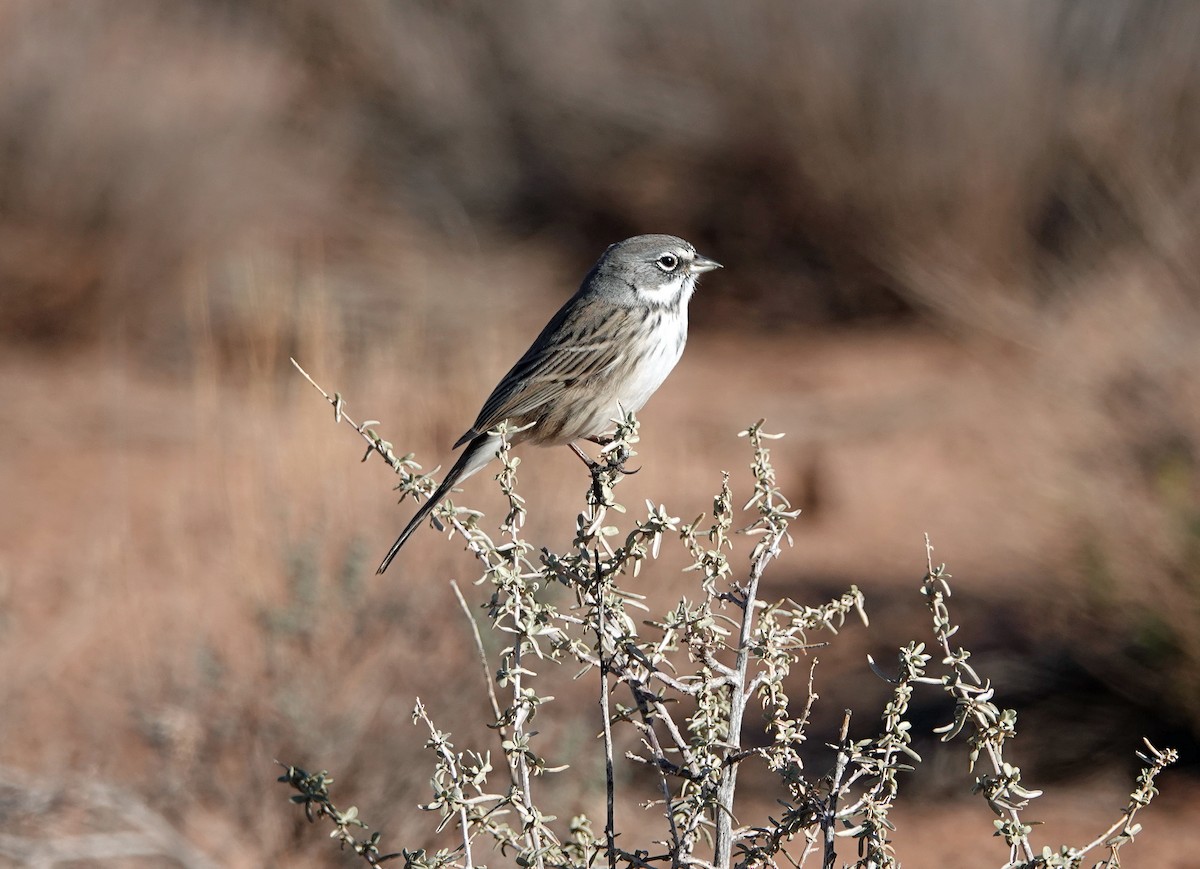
[377,234,721,573]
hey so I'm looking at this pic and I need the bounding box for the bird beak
[689,254,723,274]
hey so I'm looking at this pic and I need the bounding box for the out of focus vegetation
[2,2,1199,865]
[4,1,1199,344]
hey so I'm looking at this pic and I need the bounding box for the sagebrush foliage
[282,361,1176,869]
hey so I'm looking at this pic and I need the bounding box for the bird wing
[453,307,628,448]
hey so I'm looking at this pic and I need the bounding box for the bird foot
[570,442,639,475]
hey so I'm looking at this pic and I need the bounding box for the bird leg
[569,442,599,470]
[569,441,640,476]
[585,433,641,472]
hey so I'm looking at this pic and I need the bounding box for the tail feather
[376,433,496,574]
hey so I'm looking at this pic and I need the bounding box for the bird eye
[655,253,680,272]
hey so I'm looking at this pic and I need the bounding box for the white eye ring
[655,253,680,272]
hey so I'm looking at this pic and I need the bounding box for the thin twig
[413,705,476,868]
[922,535,1037,865]
[452,580,505,730]
[509,580,546,868]
[585,464,620,869]
[712,539,777,867]
[822,711,853,869]
[599,610,618,869]
[635,713,685,864]
[290,357,432,484]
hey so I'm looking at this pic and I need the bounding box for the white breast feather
[615,306,688,415]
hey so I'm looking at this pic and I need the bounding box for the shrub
[279,363,1175,868]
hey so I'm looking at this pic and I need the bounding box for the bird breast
[612,306,687,415]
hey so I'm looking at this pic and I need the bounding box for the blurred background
[2,1,1200,866]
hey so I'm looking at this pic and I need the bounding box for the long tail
[376,433,496,574]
